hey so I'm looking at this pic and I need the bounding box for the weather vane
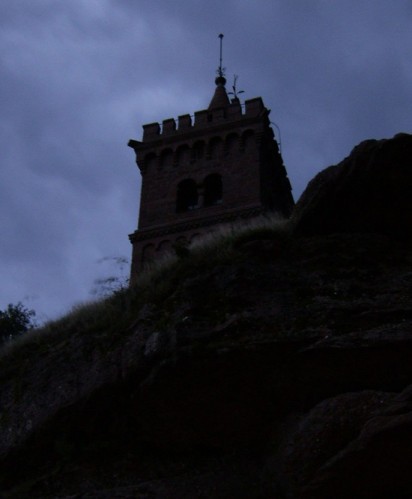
[228,75,245,99]
[217,33,225,78]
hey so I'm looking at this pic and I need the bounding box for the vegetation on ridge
[0,215,290,371]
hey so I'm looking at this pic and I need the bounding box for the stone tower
[128,64,294,283]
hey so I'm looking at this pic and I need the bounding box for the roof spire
[218,34,224,78]
[208,34,230,110]
[215,33,226,86]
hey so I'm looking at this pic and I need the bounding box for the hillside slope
[0,133,412,498]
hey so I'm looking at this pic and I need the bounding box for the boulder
[298,385,412,498]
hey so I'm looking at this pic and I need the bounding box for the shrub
[0,303,36,344]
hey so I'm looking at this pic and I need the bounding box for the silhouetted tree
[91,256,129,298]
[0,302,36,344]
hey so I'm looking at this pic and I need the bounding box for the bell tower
[128,36,294,282]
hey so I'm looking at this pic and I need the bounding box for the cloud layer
[1,0,411,321]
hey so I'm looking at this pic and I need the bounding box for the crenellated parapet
[140,98,265,142]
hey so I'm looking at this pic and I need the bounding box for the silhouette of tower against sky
[128,35,294,282]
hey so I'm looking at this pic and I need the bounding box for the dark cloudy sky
[1,1,411,323]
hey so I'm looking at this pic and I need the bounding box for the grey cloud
[1,0,411,320]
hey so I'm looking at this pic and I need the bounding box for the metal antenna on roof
[217,33,225,78]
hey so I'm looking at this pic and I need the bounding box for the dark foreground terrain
[1,133,412,498]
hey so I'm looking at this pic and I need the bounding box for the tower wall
[128,96,294,282]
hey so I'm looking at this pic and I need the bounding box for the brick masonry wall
[128,97,294,282]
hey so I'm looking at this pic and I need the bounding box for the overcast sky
[1,0,411,323]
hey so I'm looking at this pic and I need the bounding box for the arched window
[141,243,155,265]
[192,141,205,161]
[159,148,173,169]
[176,235,188,245]
[204,174,222,206]
[157,239,172,256]
[176,145,190,166]
[225,133,239,156]
[241,130,255,153]
[143,152,157,173]
[209,137,223,159]
[176,179,198,212]
[245,133,255,152]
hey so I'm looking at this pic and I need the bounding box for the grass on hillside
[0,215,291,372]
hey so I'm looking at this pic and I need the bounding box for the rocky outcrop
[291,385,412,499]
[293,133,412,240]
[0,134,412,498]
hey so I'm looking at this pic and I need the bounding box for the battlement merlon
[178,114,192,129]
[245,97,265,117]
[141,122,160,141]
[135,97,269,143]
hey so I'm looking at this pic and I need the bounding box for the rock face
[0,134,412,498]
[293,133,412,240]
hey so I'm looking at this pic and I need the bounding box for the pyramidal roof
[208,75,230,110]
